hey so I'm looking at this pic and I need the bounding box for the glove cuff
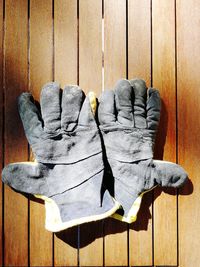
[44,196,121,232]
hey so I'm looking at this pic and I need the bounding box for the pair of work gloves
[2,78,188,232]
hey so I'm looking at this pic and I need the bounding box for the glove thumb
[2,162,48,195]
[153,160,188,188]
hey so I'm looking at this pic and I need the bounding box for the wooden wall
[0,0,199,266]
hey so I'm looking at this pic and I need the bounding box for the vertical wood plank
[104,0,126,89]
[4,1,28,266]
[128,0,153,265]
[79,0,102,94]
[54,0,78,265]
[177,1,200,266]
[79,0,103,266]
[54,0,77,88]
[104,0,127,265]
[0,0,3,265]
[128,0,151,85]
[29,1,53,265]
[152,0,177,265]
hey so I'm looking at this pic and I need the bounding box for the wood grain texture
[152,0,177,265]
[79,1,103,265]
[104,0,126,89]
[128,1,153,265]
[29,1,53,265]
[54,1,78,265]
[128,0,151,85]
[79,0,102,94]
[4,1,28,266]
[54,0,77,88]
[104,1,128,266]
[0,0,3,265]
[177,1,200,266]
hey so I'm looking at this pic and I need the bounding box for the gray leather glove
[98,78,188,223]
[2,82,120,232]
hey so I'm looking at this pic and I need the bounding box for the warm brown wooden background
[0,0,199,266]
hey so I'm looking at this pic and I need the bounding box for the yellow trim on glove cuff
[111,185,158,223]
[35,194,121,232]
[88,91,97,115]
